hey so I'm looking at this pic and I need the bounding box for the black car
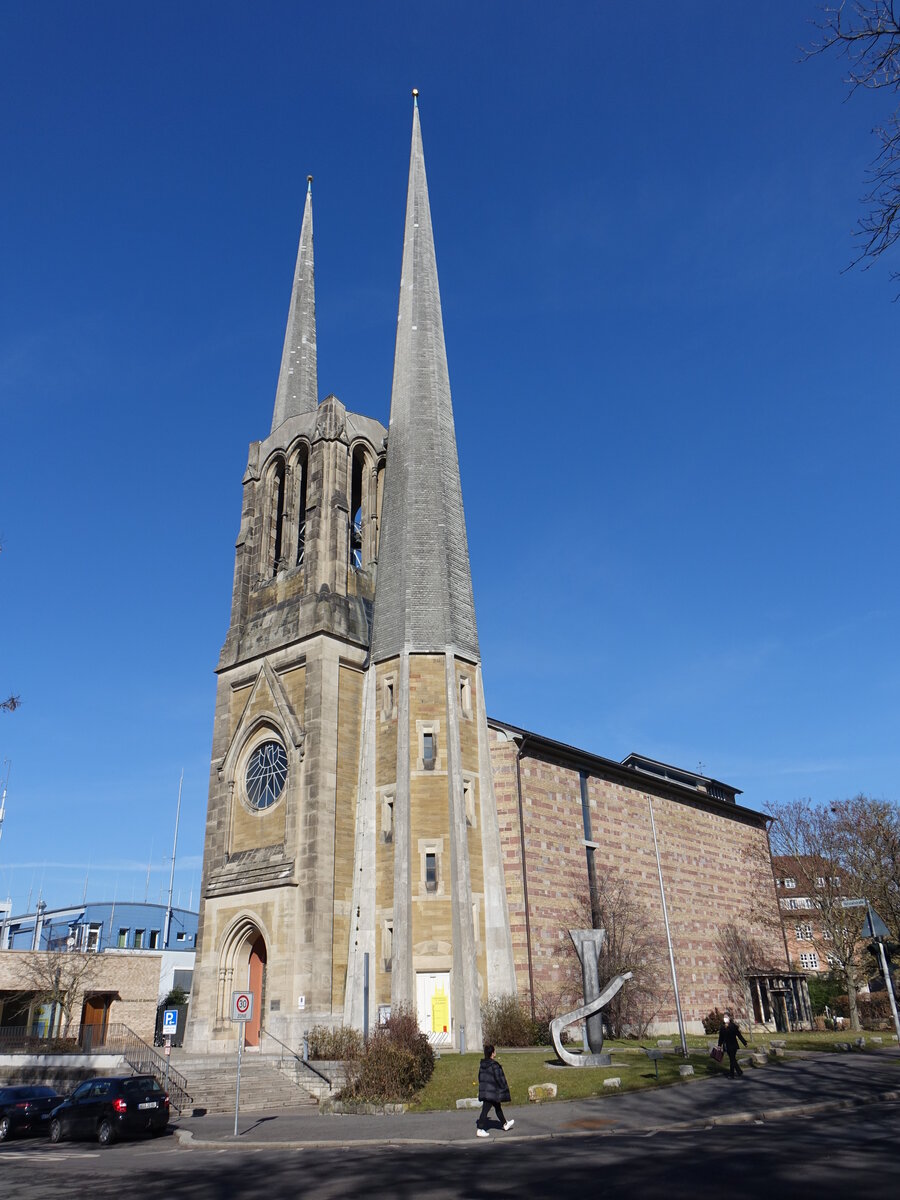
[48,1075,169,1146]
[0,1085,60,1140]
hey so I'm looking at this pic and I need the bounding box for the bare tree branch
[805,2,900,284]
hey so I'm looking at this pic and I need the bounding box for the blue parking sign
[162,1008,178,1033]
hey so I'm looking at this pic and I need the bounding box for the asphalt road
[1,1099,897,1200]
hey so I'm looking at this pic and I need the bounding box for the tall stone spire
[270,176,318,432]
[371,97,480,663]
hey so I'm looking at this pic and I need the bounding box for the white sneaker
[476,1128,490,1138]
[503,1120,514,1131]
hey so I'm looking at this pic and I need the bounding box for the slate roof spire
[271,176,318,432]
[371,96,480,663]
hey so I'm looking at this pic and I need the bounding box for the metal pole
[234,1027,243,1138]
[164,771,183,949]
[648,797,688,1057]
[363,952,370,1044]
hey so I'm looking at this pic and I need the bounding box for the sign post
[161,1008,179,1093]
[230,991,253,1137]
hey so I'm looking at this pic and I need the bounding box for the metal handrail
[100,1023,193,1115]
[259,1025,332,1090]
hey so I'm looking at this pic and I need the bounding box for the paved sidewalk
[173,1047,900,1149]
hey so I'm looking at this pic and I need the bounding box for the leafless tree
[16,952,103,1037]
[768,798,868,1029]
[558,876,670,1038]
[806,2,900,285]
[716,922,780,1022]
[830,794,900,938]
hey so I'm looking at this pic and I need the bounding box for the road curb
[172,1087,900,1150]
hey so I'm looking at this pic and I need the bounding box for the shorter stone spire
[271,176,318,432]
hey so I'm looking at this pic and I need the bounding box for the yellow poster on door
[431,987,449,1034]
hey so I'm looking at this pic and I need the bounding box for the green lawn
[409,1030,897,1112]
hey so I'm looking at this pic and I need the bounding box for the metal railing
[0,1021,193,1114]
[259,1025,332,1091]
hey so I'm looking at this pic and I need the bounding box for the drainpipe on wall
[514,737,536,1021]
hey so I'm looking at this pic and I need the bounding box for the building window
[134,929,145,949]
[86,924,101,951]
[176,932,186,943]
[244,739,288,810]
[383,919,393,972]
[799,952,820,970]
[381,791,395,843]
[463,776,475,828]
[425,852,437,892]
[459,674,472,718]
[794,924,813,941]
[117,928,128,949]
[823,929,833,940]
[816,876,826,888]
[149,930,160,949]
[832,877,841,888]
[381,675,397,721]
[784,878,796,889]
[423,732,435,770]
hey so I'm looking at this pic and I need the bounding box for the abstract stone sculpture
[550,929,632,1067]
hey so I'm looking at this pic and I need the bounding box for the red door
[245,935,266,1047]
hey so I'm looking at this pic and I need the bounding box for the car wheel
[97,1118,116,1147]
[0,1115,10,1141]
[150,1125,167,1137]
[49,1118,63,1144]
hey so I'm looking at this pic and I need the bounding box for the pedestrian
[475,1043,514,1138]
[717,1011,747,1079]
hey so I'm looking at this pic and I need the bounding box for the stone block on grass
[679,1065,694,1077]
[456,1097,481,1109]
[528,1083,557,1103]
[603,1077,621,1089]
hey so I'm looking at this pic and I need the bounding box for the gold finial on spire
[307,175,313,192]
[412,88,418,106]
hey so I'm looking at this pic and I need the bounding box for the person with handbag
[717,1011,747,1078]
[475,1044,514,1137]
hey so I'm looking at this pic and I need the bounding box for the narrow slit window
[382,793,395,843]
[423,732,435,769]
[384,921,393,971]
[425,852,437,891]
[349,446,365,571]
[459,675,472,716]
[463,777,475,827]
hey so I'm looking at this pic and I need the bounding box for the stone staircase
[170,1051,321,1115]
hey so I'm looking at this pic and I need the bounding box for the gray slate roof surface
[371,102,480,663]
[271,179,318,432]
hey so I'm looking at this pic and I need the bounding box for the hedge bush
[307,1024,364,1061]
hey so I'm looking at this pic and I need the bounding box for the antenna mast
[163,771,183,949]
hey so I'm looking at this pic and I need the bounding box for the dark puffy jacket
[478,1057,511,1103]
[718,1021,747,1052]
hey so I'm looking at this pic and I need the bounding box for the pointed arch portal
[218,916,268,1047]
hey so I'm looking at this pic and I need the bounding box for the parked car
[48,1075,169,1146]
[0,1085,61,1141]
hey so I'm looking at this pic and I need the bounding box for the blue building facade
[0,901,198,954]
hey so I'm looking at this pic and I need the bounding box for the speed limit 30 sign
[231,991,254,1021]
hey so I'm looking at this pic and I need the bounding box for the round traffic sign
[236,994,250,1014]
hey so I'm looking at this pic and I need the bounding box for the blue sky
[1,2,898,914]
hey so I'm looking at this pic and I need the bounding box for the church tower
[189,101,514,1054]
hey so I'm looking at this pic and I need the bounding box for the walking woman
[718,1011,747,1079]
[475,1044,514,1137]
